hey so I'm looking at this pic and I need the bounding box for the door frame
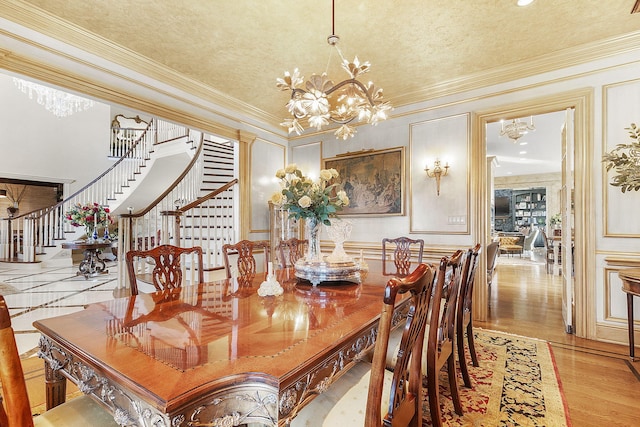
[472,89,594,339]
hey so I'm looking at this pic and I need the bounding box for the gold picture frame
[323,147,405,216]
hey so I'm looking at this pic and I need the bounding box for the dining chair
[423,250,465,425]
[486,241,499,288]
[290,263,435,427]
[125,244,204,295]
[456,244,481,388]
[277,237,308,268]
[222,239,270,279]
[0,296,118,427]
[540,229,556,273]
[382,236,424,276]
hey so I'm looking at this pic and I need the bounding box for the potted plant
[603,123,640,192]
[549,213,562,229]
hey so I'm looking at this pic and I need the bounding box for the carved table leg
[44,359,67,410]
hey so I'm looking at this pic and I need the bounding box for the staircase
[0,119,239,276]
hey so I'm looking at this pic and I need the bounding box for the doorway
[473,89,594,339]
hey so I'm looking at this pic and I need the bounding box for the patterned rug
[422,329,571,426]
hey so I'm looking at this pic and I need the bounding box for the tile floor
[0,260,119,358]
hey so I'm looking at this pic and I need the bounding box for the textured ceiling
[18,0,640,126]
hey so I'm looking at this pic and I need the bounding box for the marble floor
[0,260,119,358]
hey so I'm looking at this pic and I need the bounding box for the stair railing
[0,119,189,262]
[117,132,208,290]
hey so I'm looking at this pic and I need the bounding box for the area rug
[422,329,571,426]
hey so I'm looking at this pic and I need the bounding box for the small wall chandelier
[425,159,450,196]
[276,0,392,140]
[13,78,95,118]
[500,116,535,143]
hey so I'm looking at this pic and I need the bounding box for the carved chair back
[277,238,308,268]
[366,263,435,426]
[456,244,481,387]
[382,236,425,276]
[126,244,204,295]
[222,240,270,280]
[424,250,465,425]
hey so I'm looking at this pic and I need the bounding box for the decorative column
[238,130,257,240]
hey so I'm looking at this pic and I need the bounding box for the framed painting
[323,147,404,216]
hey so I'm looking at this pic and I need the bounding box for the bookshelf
[512,188,547,227]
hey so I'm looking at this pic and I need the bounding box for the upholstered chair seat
[32,397,117,426]
[290,362,393,426]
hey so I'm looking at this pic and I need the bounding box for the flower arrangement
[549,213,562,226]
[64,202,112,230]
[603,123,640,193]
[270,164,349,225]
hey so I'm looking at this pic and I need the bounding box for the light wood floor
[476,255,640,426]
[20,256,640,425]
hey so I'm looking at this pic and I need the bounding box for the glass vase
[326,218,352,263]
[85,226,95,243]
[305,217,322,262]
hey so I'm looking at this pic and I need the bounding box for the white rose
[330,168,339,178]
[275,169,286,179]
[319,170,332,181]
[285,164,297,174]
[298,195,312,208]
[338,191,350,206]
[270,192,285,205]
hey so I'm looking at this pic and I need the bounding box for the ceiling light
[499,116,535,143]
[517,0,535,6]
[276,0,392,140]
[519,151,527,154]
[12,78,94,118]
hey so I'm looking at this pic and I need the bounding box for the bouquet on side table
[64,202,113,242]
[270,164,349,262]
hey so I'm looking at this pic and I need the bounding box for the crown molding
[0,0,281,130]
[392,31,640,109]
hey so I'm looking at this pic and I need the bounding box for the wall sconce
[425,159,450,196]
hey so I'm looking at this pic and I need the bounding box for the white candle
[94,213,97,231]
[360,249,364,262]
[268,262,273,278]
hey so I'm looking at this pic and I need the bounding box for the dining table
[33,260,412,427]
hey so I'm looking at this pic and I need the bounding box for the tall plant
[603,123,640,193]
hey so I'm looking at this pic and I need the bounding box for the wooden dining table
[34,261,411,427]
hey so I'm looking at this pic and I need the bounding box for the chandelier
[12,78,95,118]
[499,116,535,143]
[276,0,392,140]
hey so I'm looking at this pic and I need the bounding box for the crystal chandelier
[276,0,392,140]
[12,78,95,118]
[499,116,535,143]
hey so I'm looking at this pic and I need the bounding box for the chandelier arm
[325,78,377,106]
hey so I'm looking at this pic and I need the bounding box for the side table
[61,241,112,279]
[618,268,640,361]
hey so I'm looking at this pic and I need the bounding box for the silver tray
[294,258,361,286]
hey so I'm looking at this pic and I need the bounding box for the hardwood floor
[476,253,640,426]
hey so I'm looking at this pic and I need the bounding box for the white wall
[288,48,640,345]
[0,73,112,194]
